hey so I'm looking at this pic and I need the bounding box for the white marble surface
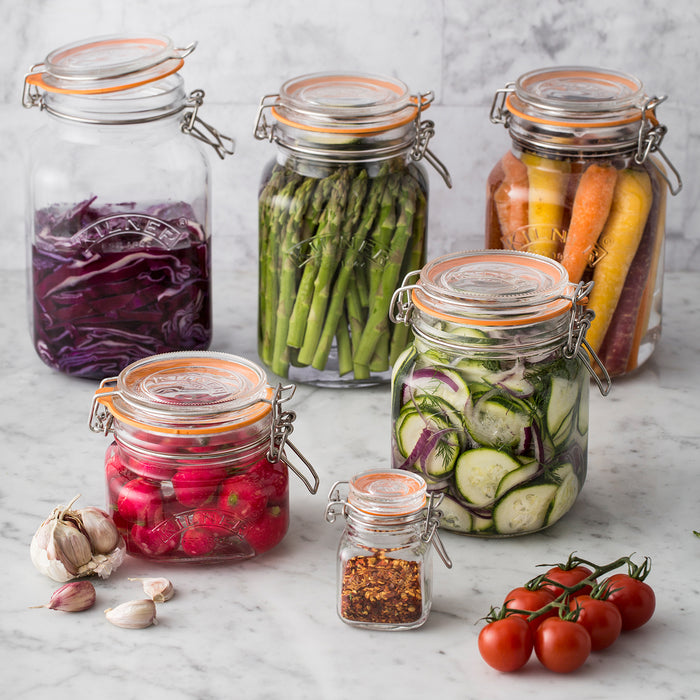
[1,0,699,271]
[1,266,699,700]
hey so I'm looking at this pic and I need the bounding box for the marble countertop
[1,267,698,700]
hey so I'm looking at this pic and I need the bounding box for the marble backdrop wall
[2,0,698,274]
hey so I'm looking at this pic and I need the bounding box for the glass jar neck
[41,74,188,126]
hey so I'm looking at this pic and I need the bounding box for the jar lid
[93,351,274,434]
[506,66,646,128]
[412,250,574,326]
[348,470,427,516]
[270,72,427,134]
[25,34,192,95]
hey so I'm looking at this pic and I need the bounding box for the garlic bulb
[105,599,158,629]
[30,495,125,582]
[129,577,175,602]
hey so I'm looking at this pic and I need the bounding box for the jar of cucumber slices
[389,250,610,537]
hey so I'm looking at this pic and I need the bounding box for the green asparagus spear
[259,173,300,365]
[286,172,340,348]
[271,177,315,377]
[311,168,385,371]
[296,169,351,365]
[353,180,417,369]
[336,307,354,377]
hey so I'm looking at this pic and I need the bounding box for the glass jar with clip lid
[325,469,452,630]
[390,249,611,537]
[22,34,235,379]
[253,71,452,387]
[89,351,319,562]
[486,66,682,377]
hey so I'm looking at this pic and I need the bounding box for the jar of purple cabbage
[22,34,234,378]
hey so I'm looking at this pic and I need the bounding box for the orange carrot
[560,163,618,283]
[585,169,653,353]
[496,152,529,249]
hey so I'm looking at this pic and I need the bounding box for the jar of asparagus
[253,72,451,386]
[487,66,681,377]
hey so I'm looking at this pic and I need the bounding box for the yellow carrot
[585,169,653,353]
[521,152,571,259]
[560,163,618,283]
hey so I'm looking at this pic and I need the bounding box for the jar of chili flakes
[89,351,319,562]
[325,469,451,630]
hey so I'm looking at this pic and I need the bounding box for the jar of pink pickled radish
[89,351,319,562]
[486,66,682,377]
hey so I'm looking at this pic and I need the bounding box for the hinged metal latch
[489,83,516,126]
[182,89,236,159]
[412,91,452,188]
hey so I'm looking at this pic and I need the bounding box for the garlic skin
[78,507,119,554]
[30,496,126,582]
[105,599,158,629]
[32,580,96,612]
[129,577,175,602]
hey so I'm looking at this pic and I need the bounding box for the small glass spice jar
[89,351,319,562]
[390,250,610,537]
[23,34,234,379]
[253,71,451,387]
[486,66,681,377]
[325,469,451,630]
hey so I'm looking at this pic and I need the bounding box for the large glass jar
[23,34,234,379]
[325,469,451,630]
[486,66,681,378]
[89,351,319,562]
[390,250,610,537]
[253,72,451,387]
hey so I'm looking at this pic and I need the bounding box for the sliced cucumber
[493,483,558,535]
[546,463,580,526]
[454,448,521,506]
[437,496,472,532]
[494,459,541,499]
[577,381,590,436]
[396,409,460,477]
[465,395,531,449]
[547,376,580,436]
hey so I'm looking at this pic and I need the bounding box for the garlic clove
[78,507,120,554]
[49,519,93,576]
[105,599,158,629]
[129,577,175,602]
[32,580,96,612]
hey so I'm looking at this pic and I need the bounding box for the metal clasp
[635,96,682,196]
[88,377,119,434]
[182,89,235,160]
[389,270,422,324]
[412,91,452,188]
[421,492,452,569]
[266,384,320,495]
[253,94,280,142]
[563,282,611,397]
[489,83,515,126]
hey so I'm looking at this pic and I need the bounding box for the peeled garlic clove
[105,599,158,629]
[78,507,120,554]
[129,577,175,602]
[32,580,96,612]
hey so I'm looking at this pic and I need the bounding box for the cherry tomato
[568,595,622,651]
[503,586,557,634]
[534,617,591,673]
[542,565,594,598]
[478,616,533,672]
[603,573,656,631]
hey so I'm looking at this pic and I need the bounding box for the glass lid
[271,72,424,133]
[348,470,427,516]
[98,351,273,431]
[412,250,574,325]
[26,34,191,95]
[506,66,646,126]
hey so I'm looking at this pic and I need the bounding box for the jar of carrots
[486,66,682,377]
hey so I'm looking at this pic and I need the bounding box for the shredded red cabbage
[31,198,211,379]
